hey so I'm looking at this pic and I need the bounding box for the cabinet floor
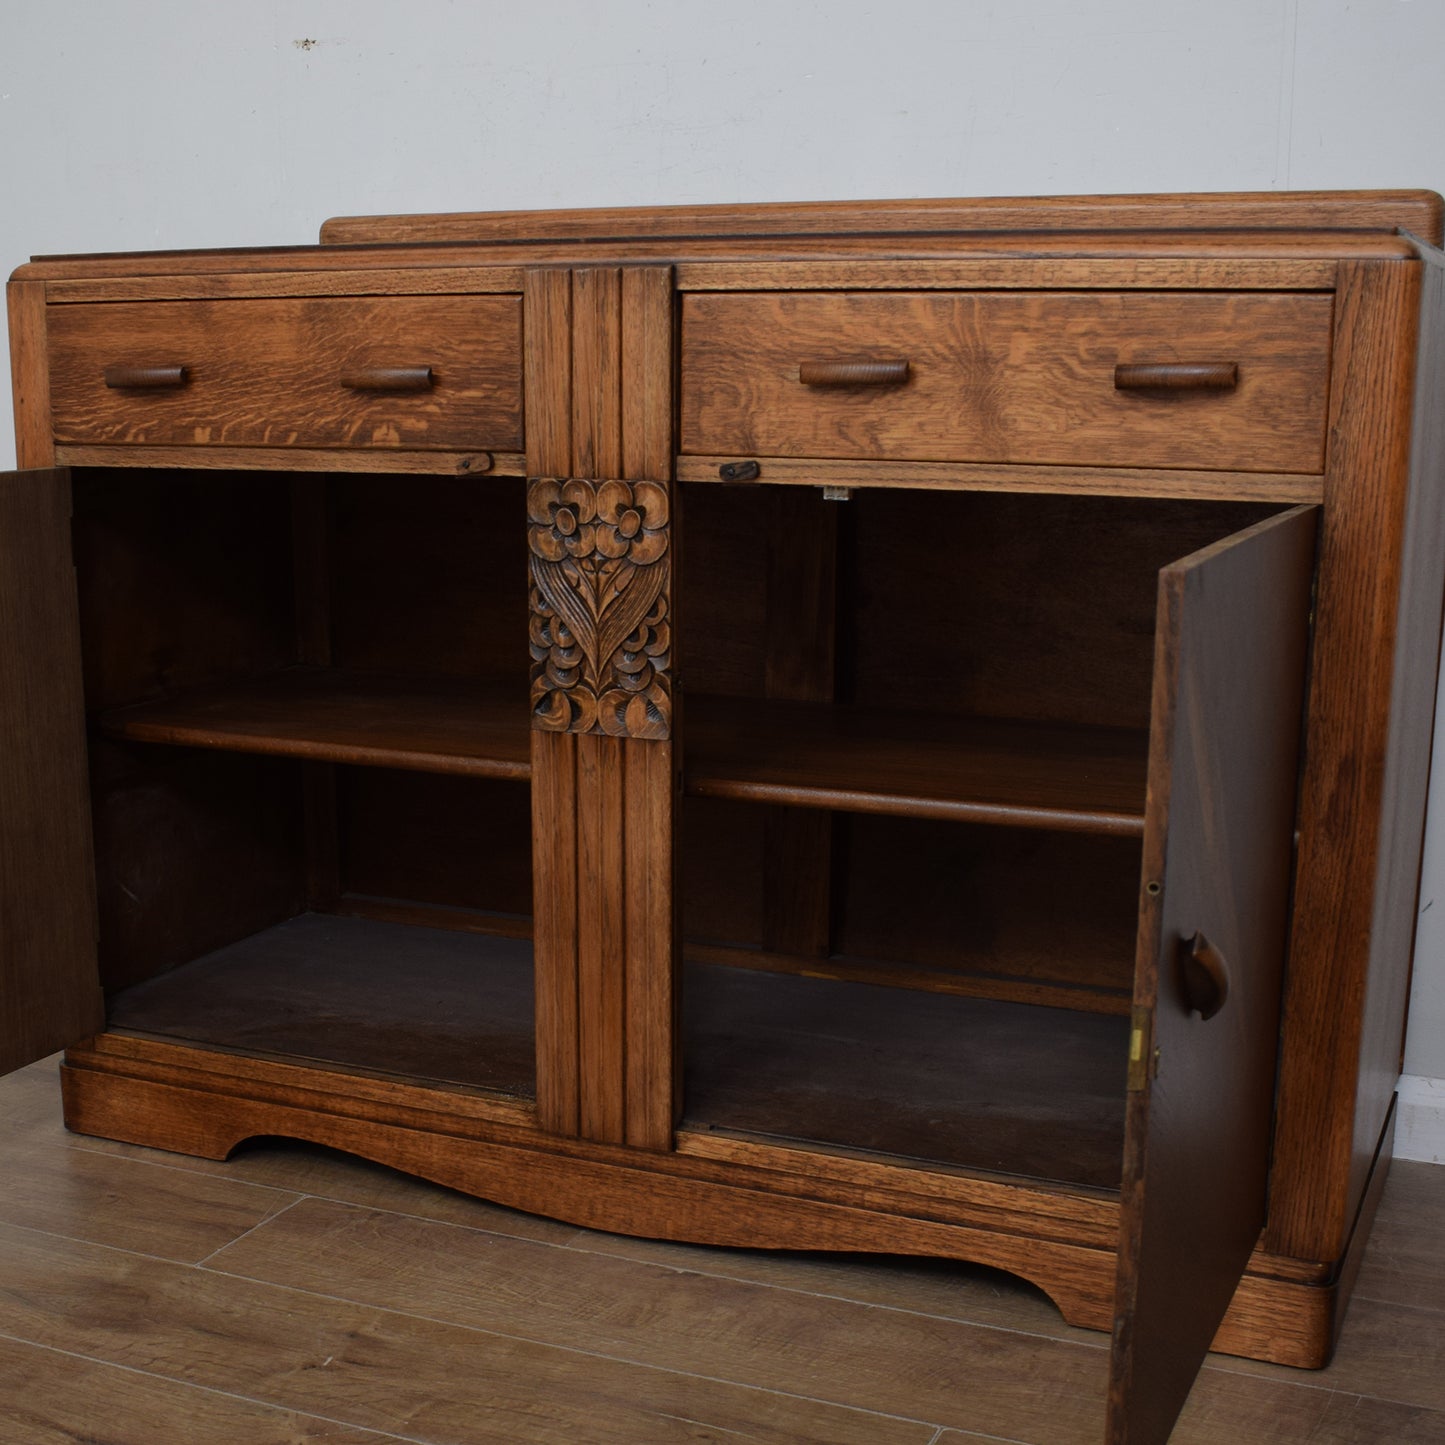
[105,912,537,1098]
[2,1056,1441,1445]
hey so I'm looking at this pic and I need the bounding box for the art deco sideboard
[5,190,1444,1443]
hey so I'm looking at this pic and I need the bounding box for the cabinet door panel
[0,468,103,1074]
[1107,504,1317,1444]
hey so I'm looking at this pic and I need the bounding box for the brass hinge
[1127,1004,1154,1092]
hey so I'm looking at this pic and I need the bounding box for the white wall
[2,0,1444,1081]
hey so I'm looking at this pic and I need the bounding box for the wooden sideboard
[6,191,1444,1444]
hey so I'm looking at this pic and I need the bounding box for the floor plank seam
[186,1184,1105,1356]
[0,1328,431,1444]
[191,1260,948,1431]
[1198,1357,1444,1416]
[556,1233,1114,1350]
[193,1192,311,1267]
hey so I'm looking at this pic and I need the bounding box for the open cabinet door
[0,468,103,1075]
[1107,504,1318,1444]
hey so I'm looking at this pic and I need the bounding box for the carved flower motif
[594,480,669,564]
[527,475,672,739]
[527,478,669,565]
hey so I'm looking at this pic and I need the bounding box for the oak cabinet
[6,191,1445,1443]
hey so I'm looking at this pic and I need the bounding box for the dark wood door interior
[1107,504,1317,1444]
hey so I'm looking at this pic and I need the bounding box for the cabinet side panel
[8,282,54,468]
[1268,260,1437,1262]
[0,468,103,1073]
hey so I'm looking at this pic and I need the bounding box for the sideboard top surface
[10,190,1440,286]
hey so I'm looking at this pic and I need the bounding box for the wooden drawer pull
[1114,362,1238,391]
[103,364,188,390]
[340,365,435,393]
[1180,931,1231,1020]
[798,359,910,388]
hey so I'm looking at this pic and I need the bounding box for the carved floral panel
[527,476,671,739]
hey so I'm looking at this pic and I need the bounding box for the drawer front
[47,295,523,451]
[680,291,1333,473]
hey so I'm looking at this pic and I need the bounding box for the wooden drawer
[680,291,1334,473]
[46,295,523,451]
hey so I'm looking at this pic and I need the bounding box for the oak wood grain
[48,295,523,451]
[6,280,54,466]
[10,229,1417,291]
[1268,258,1439,1264]
[54,442,516,474]
[681,291,1333,473]
[44,265,526,302]
[317,188,1445,246]
[676,256,1344,290]
[687,694,1149,833]
[677,452,1324,501]
[101,668,531,778]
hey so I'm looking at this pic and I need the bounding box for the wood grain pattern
[317,188,1445,246]
[9,231,1415,294]
[102,669,530,778]
[677,257,1345,290]
[687,694,1149,833]
[5,1048,1444,1444]
[1267,258,1438,1264]
[525,267,580,1139]
[0,1216,932,1445]
[681,291,1334,473]
[47,295,523,450]
[53,442,515,474]
[531,727,580,1136]
[6,281,54,467]
[0,469,103,1074]
[50,1024,1394,1369]
[1109,506,1316,1444]
[0,1335,410,1445]
[677,452,1324,501]
[44,265,527,302]
[527,266,678,1148]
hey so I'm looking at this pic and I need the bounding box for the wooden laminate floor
[1,1056,1442,1444]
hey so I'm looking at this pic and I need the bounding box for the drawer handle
[103,364,188,390]
[1179,931,1230,1020]
[340,366,435,393]
[798,359,910,388]
[1114,362,1238,391]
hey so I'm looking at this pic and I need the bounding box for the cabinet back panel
[833,814,1138,1003]
[844,491,1282,729]
[328,475,528,682]
[680,799,1138,1008]
[338,769,532,921]
[72,470,296,710]
[91,743,304,994]
[680,485,1281,731]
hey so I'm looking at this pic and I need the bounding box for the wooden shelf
[682,961,1129,1189]
[103,676,1147,832]
[107,912,536,1096]
[687,695,1149,836]
[100,668,531,780]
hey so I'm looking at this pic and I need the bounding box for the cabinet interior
[74,467,539,1097]
[70,467,1285,1189]
[676,483,1283,1186]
